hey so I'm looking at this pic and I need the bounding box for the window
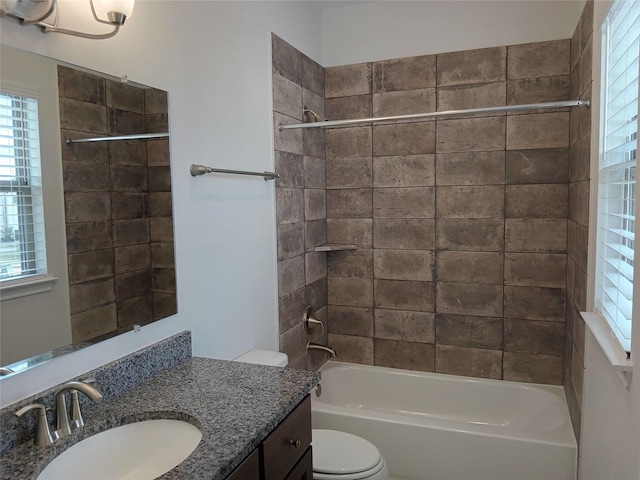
[595,0,639,354]
[0,91,47,284]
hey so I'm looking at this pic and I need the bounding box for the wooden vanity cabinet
[227,395,313,480]
[263,395,312,479]
[227,449,260,480]
[283,448,312,480]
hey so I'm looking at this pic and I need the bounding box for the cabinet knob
[289,439,301,448]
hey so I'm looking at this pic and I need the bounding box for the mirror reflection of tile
[59,65,177,343]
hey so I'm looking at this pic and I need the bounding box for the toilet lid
[312,429,382,475]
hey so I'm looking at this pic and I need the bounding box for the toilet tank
[234,349,288,367]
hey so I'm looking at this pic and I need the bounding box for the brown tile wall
[272,35,328,369]
[272,28,592,399]
[59,66,176,343]
[324,40,572,384]
[565,0,593,442]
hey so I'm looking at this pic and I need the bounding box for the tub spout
[307,342,336,358]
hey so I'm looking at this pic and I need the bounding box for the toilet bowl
[233,350,389,480]
[312,429,389,480]
[233,349,288,367]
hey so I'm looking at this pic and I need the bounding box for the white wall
[581,331,640,479]
[322,0,585,66]
[579,1,640,478]
[0,0,324,407]
[0,0,586,408]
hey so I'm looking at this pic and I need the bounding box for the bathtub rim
[317,360,569,396]
[313,360,577,448]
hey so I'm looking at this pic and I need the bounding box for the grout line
[433,78,439,373]
[502,58,508,380]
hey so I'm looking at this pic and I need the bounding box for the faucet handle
[68,390,83,431]
[69,379,97,431]
[15,404,59,447]
[303,306,325,336]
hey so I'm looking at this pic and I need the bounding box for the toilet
[233,350,390,480]
[312,429,389,480]
[233,349,289,367]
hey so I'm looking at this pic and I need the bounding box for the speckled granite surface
[1,331,192,454]
[1,357,319,479]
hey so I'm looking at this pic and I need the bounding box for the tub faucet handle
[303,306,325,335]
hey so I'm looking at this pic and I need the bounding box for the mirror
[0,45,177,376]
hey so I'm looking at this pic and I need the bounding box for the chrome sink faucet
[54,381,103,438]
[15,404,59,446]
[14,380,103,446]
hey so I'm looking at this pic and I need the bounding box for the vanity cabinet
[227,395,312,480]
[227,449,260,480]
[283,448,312,480]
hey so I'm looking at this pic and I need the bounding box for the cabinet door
[227,449,260,480]
[263,395,312,480]
[284,447,313,480]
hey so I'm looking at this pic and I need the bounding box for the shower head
[303,106,327,123]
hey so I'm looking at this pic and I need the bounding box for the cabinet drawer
[227,448,260,480]
[284,447,313,480]
[263,395,312,480]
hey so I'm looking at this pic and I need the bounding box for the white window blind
[0,91,47,282]
[596,0,639,353]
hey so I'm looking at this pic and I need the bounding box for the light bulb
[92,0,134,23]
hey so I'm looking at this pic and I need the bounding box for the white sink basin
[38,419,202,480]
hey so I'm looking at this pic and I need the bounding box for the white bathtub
[311,361,577,480]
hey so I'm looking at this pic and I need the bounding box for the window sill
[0,276,58,301]
[581,311,633,389]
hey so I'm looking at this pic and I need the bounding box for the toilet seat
[312,429,388,480]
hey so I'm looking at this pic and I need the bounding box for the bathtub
[311,361,577,480]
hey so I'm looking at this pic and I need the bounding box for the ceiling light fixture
[0,0,135,39]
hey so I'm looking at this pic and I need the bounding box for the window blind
[596,0,639,353]
[0,91,47,281]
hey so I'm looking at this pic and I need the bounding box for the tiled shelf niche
[314,243,358,252]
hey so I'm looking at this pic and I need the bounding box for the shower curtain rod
[278,99,590,130]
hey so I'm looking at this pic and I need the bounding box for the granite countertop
[1,357,320,480]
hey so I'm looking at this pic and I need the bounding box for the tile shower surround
[564,0,593,442]
[59,65,177,344]
[273,34,329,370]
[273,34,583,386]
